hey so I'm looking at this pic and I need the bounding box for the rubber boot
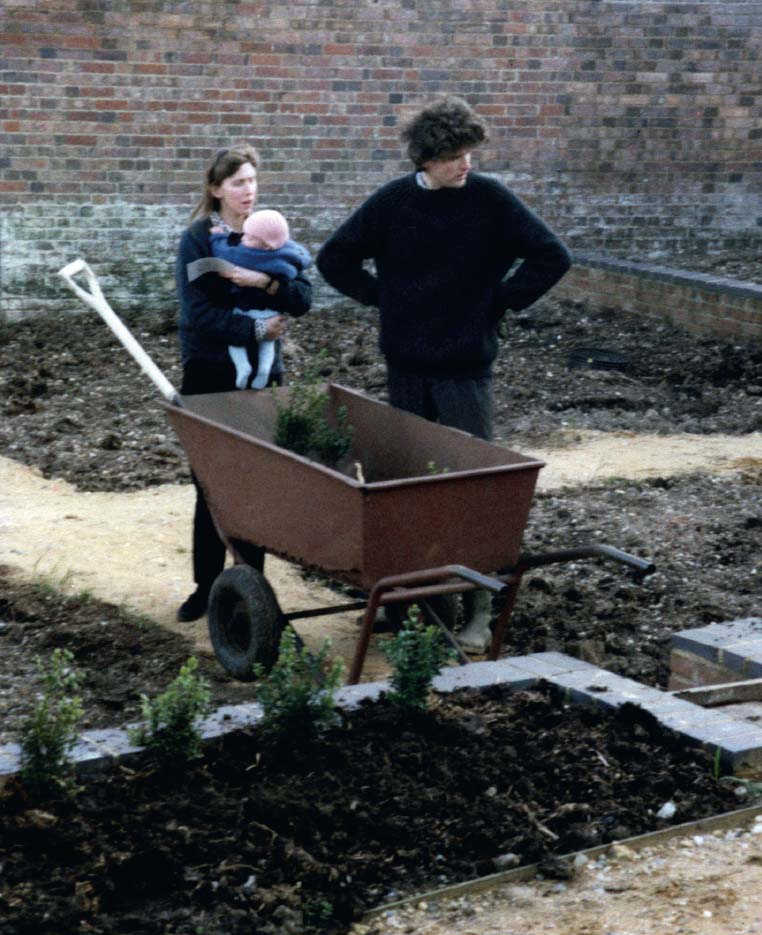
[458,589,493,653]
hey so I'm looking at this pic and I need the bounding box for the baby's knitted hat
[243,209,289,249]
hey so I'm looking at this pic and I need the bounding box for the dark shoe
[177,587,209,622]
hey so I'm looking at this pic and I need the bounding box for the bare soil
[0,685,748,934]
[1,257,762,933]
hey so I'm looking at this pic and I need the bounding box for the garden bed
[1,683,742,935]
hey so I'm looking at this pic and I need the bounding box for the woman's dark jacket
[176,216,312,370]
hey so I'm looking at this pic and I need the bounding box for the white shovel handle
[58,259,181,405]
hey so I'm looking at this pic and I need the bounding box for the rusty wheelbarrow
[59,259,655,683]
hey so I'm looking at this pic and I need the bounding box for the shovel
[57,258,182,406]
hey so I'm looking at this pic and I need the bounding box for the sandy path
[2,431,760,680]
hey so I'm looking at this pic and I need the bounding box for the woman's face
[211,162,258,223]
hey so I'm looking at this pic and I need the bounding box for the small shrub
[254,628,344,744]
[20,648,84,797]
[273,352,353,468]
[129,657,211,763]
[384,604,454,710]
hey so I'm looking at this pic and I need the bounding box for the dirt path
[2,430,761,682]
[367,816,762,935]
[0,453,392,680]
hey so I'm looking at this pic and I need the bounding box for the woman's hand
[220,266,280,295]
[262,315,288,340]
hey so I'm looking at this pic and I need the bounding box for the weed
[384,604,454,710]
[129,657,211,763]
[20,648,84,797]
[273,352,353,468]
[254,628,344,744]
[303,899,334,927]
[29,563,76,598]
[426,460,450,475]
[712,745,723,781]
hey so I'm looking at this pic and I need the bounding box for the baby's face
[241,230,274,250]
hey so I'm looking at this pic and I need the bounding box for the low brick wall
[668,619,762,692]
[555,255,762,341]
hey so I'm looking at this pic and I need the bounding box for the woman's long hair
[190,143,261,221]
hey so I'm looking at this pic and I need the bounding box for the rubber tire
[207,565,284,681]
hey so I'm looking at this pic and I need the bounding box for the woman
[175,143,312,622]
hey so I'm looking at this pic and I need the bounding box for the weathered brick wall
[2,0,761,320]
[557,255,762,339]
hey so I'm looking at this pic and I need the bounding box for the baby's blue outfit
[209,233,312,389]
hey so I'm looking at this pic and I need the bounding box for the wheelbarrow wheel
[207,565,284,681]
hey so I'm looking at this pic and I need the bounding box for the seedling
[129,657,211,763]
[384,604,454,710]
[254,628,344,744]
[20,648,84,797]
[426,460,450,475]
[273,351,353,468]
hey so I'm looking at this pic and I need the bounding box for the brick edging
[3,651,762,786]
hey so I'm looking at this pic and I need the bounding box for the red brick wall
[2,1,761,318]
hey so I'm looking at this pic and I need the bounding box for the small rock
[538,855,575,880]
[493,852,521,870]
[609,844,637,861]
[657,801,677,819]
[573,853,589,871]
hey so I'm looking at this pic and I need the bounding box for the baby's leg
[251,310,279,389]
[229,345,252,390]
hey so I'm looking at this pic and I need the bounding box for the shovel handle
[58,259,181,405]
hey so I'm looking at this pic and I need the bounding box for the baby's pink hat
[244,209,289,249]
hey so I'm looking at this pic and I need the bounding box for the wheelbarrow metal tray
[163,384,544,590]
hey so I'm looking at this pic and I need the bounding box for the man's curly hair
[401,97,488,168]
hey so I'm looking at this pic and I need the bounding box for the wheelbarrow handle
[58,258,182,406]
[516,545,655,578]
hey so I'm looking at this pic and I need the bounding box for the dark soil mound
[2,292,761,493]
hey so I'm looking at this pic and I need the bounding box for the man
[317,96,571,651]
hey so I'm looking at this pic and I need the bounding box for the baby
[210,209,311,389]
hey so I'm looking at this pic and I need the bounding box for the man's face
[420,149,474,189]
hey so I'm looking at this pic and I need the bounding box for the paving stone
[549,668,660,709]
[335,682,387,709]
[507,651,599,679]
[433,659,536,693]
[81,728,143,764]
[0,743,21,779]
[200,703,264,739]
[67,736,115,776]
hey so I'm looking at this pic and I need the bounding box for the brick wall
[557,254,762,339]
[2,0,761,320]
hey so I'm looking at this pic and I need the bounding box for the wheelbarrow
[59,259,655,683]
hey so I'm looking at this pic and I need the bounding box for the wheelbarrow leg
[348,590,383,684]
[488,573,523,661]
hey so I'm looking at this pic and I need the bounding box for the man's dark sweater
[317,172,571,378]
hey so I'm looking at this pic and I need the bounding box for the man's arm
[495,193,572,314]
[316,198,381,308]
